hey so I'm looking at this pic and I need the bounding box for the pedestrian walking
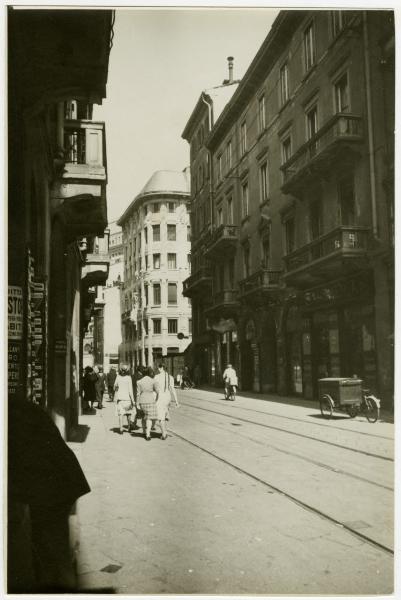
[223,363,238,400]
[95,366,106,409]
[154,363,180,440]
[136,366,158,441]
[107,367,117,401]
[113,364,135,434]
[82,366,97,411]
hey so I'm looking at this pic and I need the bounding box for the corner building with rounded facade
[118,170,192,368]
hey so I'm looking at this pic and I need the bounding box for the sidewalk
[196,384,394,424]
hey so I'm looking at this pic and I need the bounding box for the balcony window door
[284,216,295,255]
[334,73,350,113]
[240,120,247,156]
[259,161,269,204]
[226,140,232,171]
[227,197,234,225]
[306,105,318,156]
[338,175,356,225]
[243,243,250,278]
[168,283,177,305]
[153,253,161,269]
[258,94,266,133]
[153,284,161,305]
[280,63,289,105]
[168,253,177,269]
[167,224,176,241]
[217,207,223,226]
[261,234,270,268]
[304,22,316,72]
[241,182,249,218]
[281,135,292,165]
[153,224,160,242]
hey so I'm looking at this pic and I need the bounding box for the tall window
[217,207,223,226]
[261,234,270,268]
[188,318,192,335]
[187,254,191,271]
[243,243,250,278]
[153,318,161,334]
[281,136,292,164]
[187,225,191,241]
[168,253,177,269]
[310,199,322,240]
[280,63,289,105]
[304,23,315,71]
[338,175,355,225]
[258,94,266,133]
[217,153,223,182]
[153,253,160,269]
[152,224,160,241]
[240,120,247,156]
[241,182,249,218]
[229,258,235,287]
[168,283,177,304]
[168,319,178,334]
[284,217,295,254]
[168,202,176,213]
[153,202,160,213]
[144,285,149,306]
[334,73,349,112]
[306,105,318,139]
[153,283,161,305]
[167,224,176,241]
[227,197,234,225]
[145,254,149,270]
[260,162,269,204]
[331,11,350,37]
[226,140,232,171]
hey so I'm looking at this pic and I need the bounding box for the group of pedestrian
[82,365,117,410]
[97,362,180,441]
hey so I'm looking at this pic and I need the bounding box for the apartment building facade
[183,10,394,406]
[118,170,192,368]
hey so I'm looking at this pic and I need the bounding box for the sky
[93,8,279,225]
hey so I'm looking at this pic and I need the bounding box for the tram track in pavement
[181,391,393,441]
[172,409,393,492]
[179,397,393,463]
[168,426,394,558]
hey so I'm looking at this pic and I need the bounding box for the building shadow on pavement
[68,424,90,443]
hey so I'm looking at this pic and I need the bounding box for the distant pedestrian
[223,363,238,400]
[82,366,97,411]
[154,363,179,440]
[107,367,117,400]
[136,366,158,441]
[95,366,106,409]
[114,364,135,434]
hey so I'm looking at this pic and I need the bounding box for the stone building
[103,224,124,371]
[8,7,113,591]
[118,170,192,368]
[183,10,394,406]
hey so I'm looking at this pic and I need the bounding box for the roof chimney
[227,56,234,83]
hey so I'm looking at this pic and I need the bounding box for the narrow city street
[71,388,394,595]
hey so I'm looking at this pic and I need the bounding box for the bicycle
[225,383,236,402]
[319,377,380,423]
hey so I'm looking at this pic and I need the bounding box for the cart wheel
[347,405,358,418]
[320,394,333,419]
[365,397,379,423]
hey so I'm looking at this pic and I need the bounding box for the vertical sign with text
[8,286,23,397]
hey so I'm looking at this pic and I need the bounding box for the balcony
[238,269,282,303]
[81,234,110,287]
[183,267,212,298]
[205,289,239,318]
[283,225,370,287]
[63,120,106,181]
[205,225,238,260]
[281,114,364,196]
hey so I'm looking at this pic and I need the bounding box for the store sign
[8,341,22,396]
[8,286,23,340]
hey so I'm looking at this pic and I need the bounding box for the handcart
[318,377,380,423]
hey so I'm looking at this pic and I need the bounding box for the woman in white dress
[154,363,179,440]
[113,364,135,434]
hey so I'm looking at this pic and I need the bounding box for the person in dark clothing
[82,366,97,410]
[107,367,117,400]
[95,365,106,409]
[8,399,91,592]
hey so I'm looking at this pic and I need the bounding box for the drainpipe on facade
[201,93,214,229]
[363,11,379,239]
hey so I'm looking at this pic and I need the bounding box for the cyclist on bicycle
[223,363,238,401]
